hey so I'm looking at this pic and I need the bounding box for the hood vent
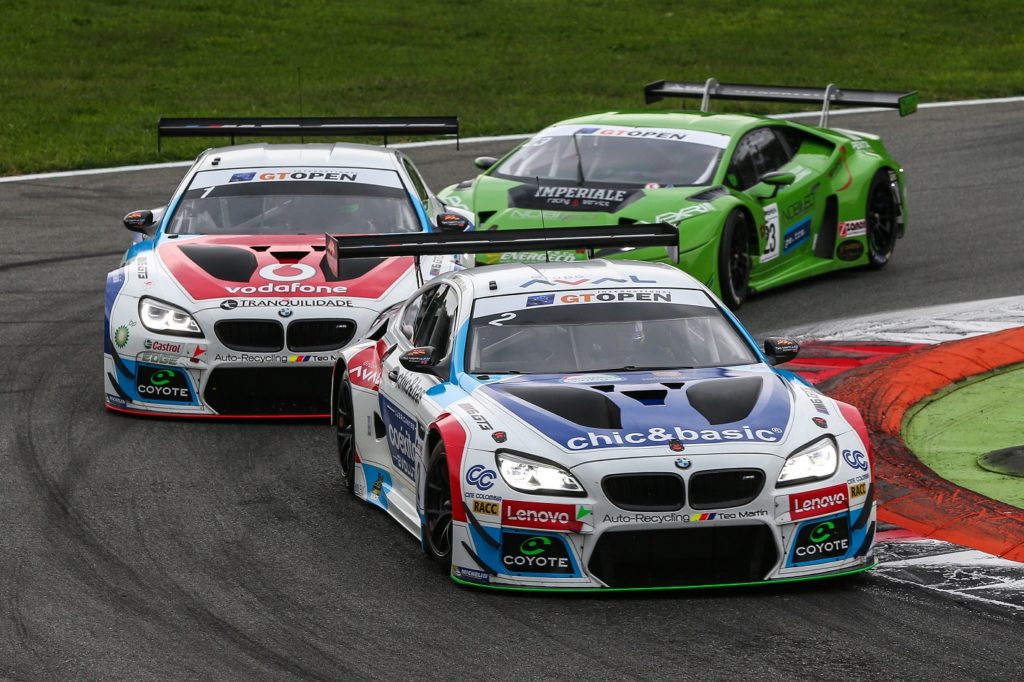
[498,384,621,430]
[686,376,763,425]
[180,244,257,282]
[621,389,668,406]
[270,250,309,264]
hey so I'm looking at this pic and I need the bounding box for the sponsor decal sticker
[789,484,849,521]
[842,449,869,471]
[789,514,851,565]
[380,398,418,480]
[783,217,811,254]
[565,425,783,450]
[219,298,352,309]
[453,566,490,583]
[848,481,867,499]
[466,464,497,491]
[500,532,575,575]
[838,219,867,238]
[561,374,623,384]
[113,325,130,349]
[519,274,656,289]
[655,203,714,224]
[602,508,768,524]
[472,499,500,516]
[135,364,193,403]
[526,294,556,307]
[501,500,587,532]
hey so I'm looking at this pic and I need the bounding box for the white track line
[3,96,1024,185]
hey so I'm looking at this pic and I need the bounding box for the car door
[728,126,826,272]
[379,282,459,498]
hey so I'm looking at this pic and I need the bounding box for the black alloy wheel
[335,376,356,496]
[718,209,751,309]
[866,169,899,269]
[423,441,454,571]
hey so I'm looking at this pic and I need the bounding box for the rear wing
[324,224,680,280]
[644,79,918,127]
[157,116,459,151]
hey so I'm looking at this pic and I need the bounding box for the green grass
[2,0,1022,175]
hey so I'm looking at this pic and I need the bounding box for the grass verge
[2,0,1022,174]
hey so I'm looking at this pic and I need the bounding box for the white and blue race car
[329,225,876,590]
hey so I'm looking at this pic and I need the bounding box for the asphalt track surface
[2,103,1023,679]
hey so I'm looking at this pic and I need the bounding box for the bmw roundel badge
[278,308,293,318]
[674,457,691,470]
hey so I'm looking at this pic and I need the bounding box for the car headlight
[139,297,203,337]
[776,437,838,487]
[496,452,586,496]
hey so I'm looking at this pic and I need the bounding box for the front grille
[204,366,332,414]
[602,474,685,511]
[588,525,778,588]
[287,319,355,352]
[688,469,765,509]
[215,320,283,352]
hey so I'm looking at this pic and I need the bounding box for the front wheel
[717,209,751,309]
[423,441,454,573]
[335,375,356,496]
[865,169,899,269]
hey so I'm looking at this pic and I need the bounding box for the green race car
[439,80,917,308]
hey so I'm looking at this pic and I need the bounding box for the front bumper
[103,302,380,417]
[451,452,876,590]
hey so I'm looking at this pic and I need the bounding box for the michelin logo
[565,425,783,450]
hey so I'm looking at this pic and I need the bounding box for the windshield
[166,167,421,235]
[492,124,728,187]
[467,288,757,374]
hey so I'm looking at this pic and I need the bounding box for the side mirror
[123,210,155,234]
[760,171,796,187]
[399,346,437,373]
[763,337,800,365]
[474,156,497,171]
[755,171,796,200]
[435,212,471,233]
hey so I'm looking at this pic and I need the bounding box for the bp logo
[113,325,130,348]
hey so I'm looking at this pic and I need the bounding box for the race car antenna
[297,67,304,143]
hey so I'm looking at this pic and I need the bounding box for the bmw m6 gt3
[104,117,471,417]
[329,225,876,590]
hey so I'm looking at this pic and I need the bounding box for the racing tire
[423,440,454,573]
[717,209,751,309]
[865,169,899,270]
[335,375,356,497]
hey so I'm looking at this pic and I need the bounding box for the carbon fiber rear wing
[324,224,680,280]
[157,116,459,150]
[644,79,918,126]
